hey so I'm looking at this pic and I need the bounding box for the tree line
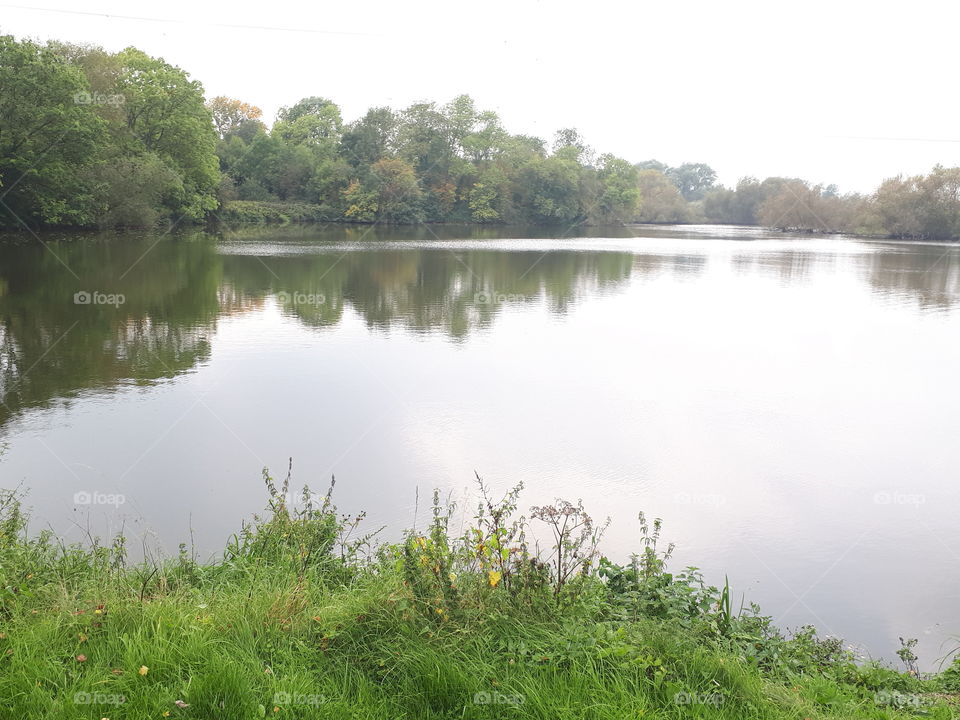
[2,35,959,238]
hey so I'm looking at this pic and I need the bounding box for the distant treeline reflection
[0,229,957,429]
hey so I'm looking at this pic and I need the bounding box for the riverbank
[1,475,957,719]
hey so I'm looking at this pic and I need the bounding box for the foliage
[0,35,105,227]
[0,36,219,229]
[0,475,954,719]
[215,199,332,224]
[206,96,264,138]
[5,33,960,236]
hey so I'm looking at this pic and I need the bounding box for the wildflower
[163,713,170,717]
[273,707,280,713]
[76,654,87,662]
[487,570,502,588]
[138,665,149,676]
[174,700,189,708]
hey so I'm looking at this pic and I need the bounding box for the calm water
[1,224,959,668]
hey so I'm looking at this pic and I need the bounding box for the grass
[0,471,956,719]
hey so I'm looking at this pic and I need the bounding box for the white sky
[3,0,958,193]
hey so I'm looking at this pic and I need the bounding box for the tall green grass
[0,470,955,719]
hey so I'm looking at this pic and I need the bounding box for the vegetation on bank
[1,470,958,719]
[216,201,333,225]
[3,33,960,238]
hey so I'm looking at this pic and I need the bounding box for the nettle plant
[598,512,729,629]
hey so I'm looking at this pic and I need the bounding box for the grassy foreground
[0,471,957,719]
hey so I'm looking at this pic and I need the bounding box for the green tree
[114,47,220,220]
[274,97,342,155]
[0,36,104,227]
[87,152,183,227]
[593,154,640,224]
[340,107,396,169]
[634,159,668,173]
[666,162,717,201]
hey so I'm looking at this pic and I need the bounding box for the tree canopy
[2,34,959,238]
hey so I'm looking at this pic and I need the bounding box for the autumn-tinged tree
[206,96,263,138]
[371,158,423,223]
[876,167,960,239]
[756,179,828,231]
[635,170,688,223]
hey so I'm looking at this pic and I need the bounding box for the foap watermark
[74,290,125,308]
[674,492,726,507]
[873,491,925,506]
[474,290,525,305]
[673,691,724,707]
[473,691,525,706]
[74,491,125,507]
[73,91,125,106]
[272,692,327,706]
[276,291,325,307]
[874,690,922,708]
[73,691,126,706]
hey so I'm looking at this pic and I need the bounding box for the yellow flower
[138,665,149,676]
[487,570,502,588]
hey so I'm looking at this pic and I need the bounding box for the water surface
[1,224,958,668]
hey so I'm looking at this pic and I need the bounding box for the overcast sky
[3,0,958,192]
